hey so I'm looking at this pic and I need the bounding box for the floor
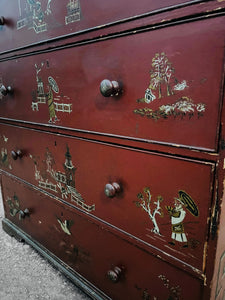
[0,189,91,300]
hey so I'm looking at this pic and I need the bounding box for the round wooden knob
[0,16,4,25]
[104,182,121,198]
[0,85,13,96]
[11,150,22,160]
[19,208,29,219]
[107,266,122,283]
[100,79,121,97]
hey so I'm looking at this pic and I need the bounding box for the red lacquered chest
[0,1,225,299]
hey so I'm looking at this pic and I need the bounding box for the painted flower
[175,99,195,114]
[196,103,206,112]
[159,104,175,115]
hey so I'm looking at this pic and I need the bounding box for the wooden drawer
[0,123,215,273]
[0,0,200,54]
[0,17,224,150]
[1,174,204,300]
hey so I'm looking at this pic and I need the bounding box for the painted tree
[134,187,163,235]
[149,52,175,99]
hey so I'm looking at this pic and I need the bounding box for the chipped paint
[202,241,208,274]
[211,180,219,239]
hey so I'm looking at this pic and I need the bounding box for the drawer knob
[104,182,121,198]
[107,266,122,283]
[0,84,13,96]
[100,79,121,97]
[19,208,29,219]
[0,16,4,25]
[11,150,22,160]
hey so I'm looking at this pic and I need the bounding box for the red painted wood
[0,1,224,60]
[0,123,215,272]
[0,2,224,299]
[0,17,224,150]
[1,174,204,300]
[0,0,200,54]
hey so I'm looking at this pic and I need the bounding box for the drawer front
[0,124,215,272]
[1,174,204,300]
[0,0,198,54]
[0,17,224,150]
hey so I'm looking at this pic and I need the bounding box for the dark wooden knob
[107,266,122,283]
[0,16,4,25]
[104,182,121,198]
[11,150,22,160]
[100,79,121,97]
[0,85,13,96]
[19,208,29,219]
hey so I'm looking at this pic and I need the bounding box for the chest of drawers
[0,1,225,299]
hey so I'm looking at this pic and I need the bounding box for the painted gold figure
[166,190,199,248]
[47,86,58,123]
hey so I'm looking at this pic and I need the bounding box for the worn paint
[0,135,12,170]
[134,285,158,300]
[6,194,28,221]
[17,0,81,32]
[59,240,91,265]
[17,0,52,33]
[202,241,208,274]
[211,181,219,239]
[7,194,20,217]
[158,275,181,299]
[65,0,81,25]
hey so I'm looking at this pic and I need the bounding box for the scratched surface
[0,189,90,300]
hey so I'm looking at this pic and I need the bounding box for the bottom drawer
[1,174,204,300]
